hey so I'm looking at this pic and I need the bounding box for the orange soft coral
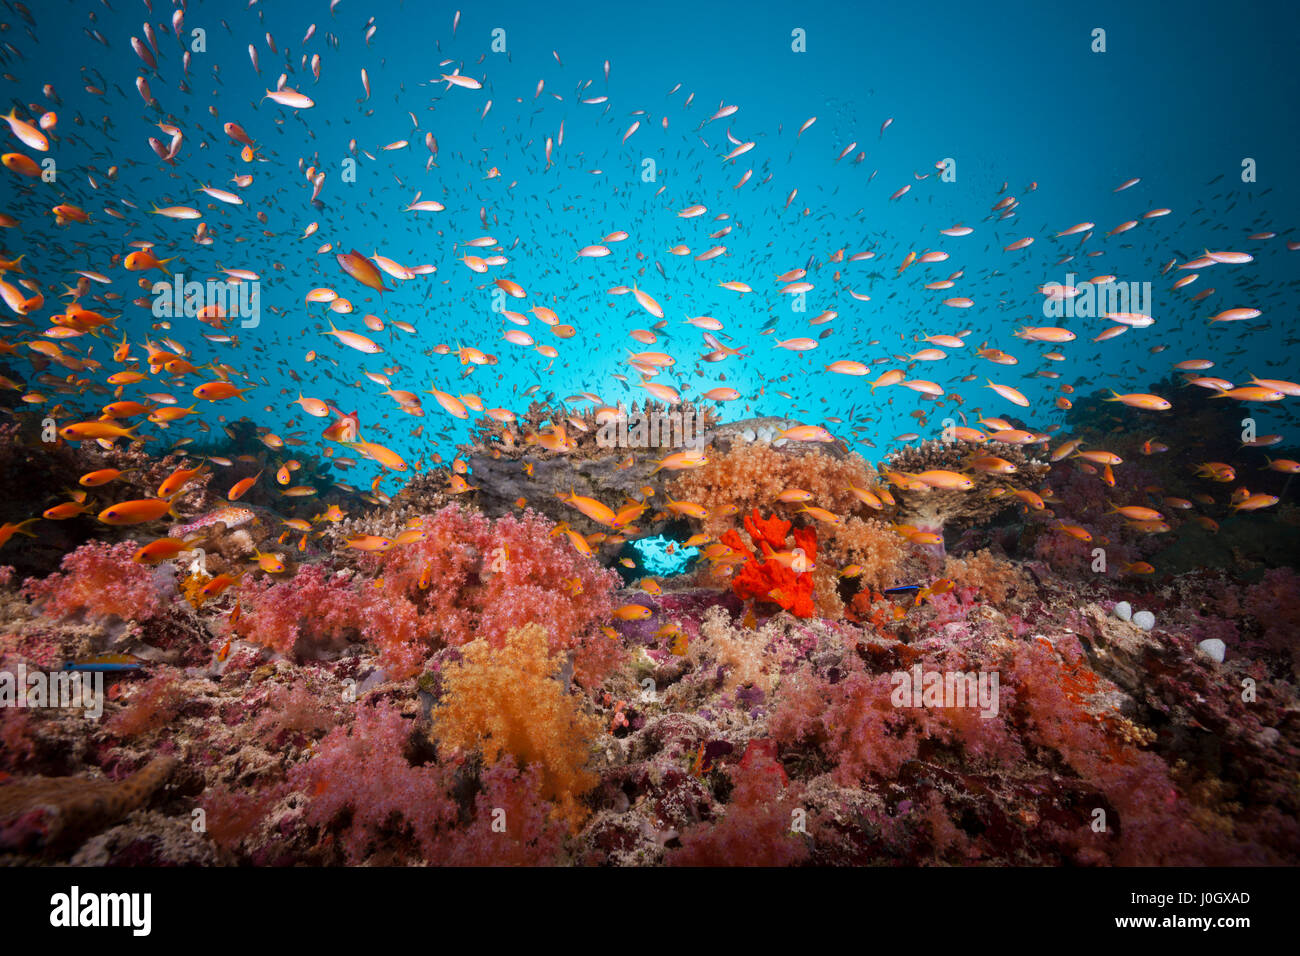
[723,509,817,618]
[429,622,600,831]
[667,441,883,537]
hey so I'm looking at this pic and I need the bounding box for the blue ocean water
[6,0,1300,482]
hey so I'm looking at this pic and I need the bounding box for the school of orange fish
[0,2,1297,587]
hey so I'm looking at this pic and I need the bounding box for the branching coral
[465,399,717,461]
[429,622,601,831]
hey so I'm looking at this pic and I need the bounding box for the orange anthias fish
[336,250,390,293]
[0,518,38,548]
[98,497,179,525]
[323,410,361,443]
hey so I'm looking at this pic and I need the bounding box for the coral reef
[1,403,1298,870]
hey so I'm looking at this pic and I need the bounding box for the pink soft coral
[105,671,185,737]
[1004,639,1231,864]
[374,505,622,686]
[23,540,164,622]
[1243,567,1300,671]
[770,648,1023,785]
[290,702,457,864]
[437,756,567,866]
[233,564,427,677]
[669,744,809,866]
[235,506,621,685]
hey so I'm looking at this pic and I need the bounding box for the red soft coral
[23,540,164,623]
[744,510,792,551]
[724,509,817,618]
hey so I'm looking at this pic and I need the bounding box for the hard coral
[885,439,1050,537]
